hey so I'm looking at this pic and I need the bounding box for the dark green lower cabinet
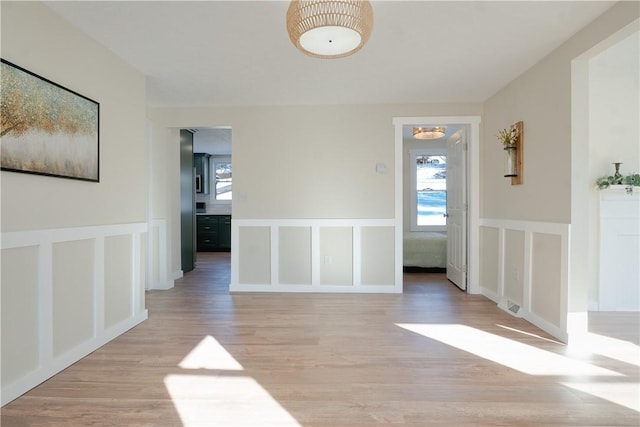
[197,215,231,251]
[217,216,232,250]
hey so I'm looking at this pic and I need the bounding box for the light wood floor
[2,252,639,426]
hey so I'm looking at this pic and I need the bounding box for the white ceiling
[44,1,616,108]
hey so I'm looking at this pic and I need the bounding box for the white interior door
[446,132,467,290]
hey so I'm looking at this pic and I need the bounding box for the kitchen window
[214,159,232,201]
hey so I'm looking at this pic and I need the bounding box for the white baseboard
[173,270,184,280]
[493,297,567,343]
[147,280,174,290]
[481,287,500,304]
[523,309,567,343]
[229,283,400,294]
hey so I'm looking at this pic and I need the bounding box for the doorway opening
[180,126,233,277]
[404,123,466,291]
[393,116,481,294]
[570,20,639,337]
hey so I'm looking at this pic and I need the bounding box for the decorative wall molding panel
[231,219,401,293]
[1,222,148,405]
[147,218,173,290]
[479,218,570,342]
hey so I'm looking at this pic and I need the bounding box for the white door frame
[393,116,482,294]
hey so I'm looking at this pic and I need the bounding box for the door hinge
[463,142,469,151]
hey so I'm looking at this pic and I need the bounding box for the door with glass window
[410,135,466,291]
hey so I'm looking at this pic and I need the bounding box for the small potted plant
[497,124,519,147]
[596,163,640,194]
[497,124,520,177]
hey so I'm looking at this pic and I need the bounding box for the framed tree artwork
[1,59,99,182]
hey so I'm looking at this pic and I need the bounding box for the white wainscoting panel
[231,219,400,293]
[479,219,570,342]
[147,218,173,290]
[1,223,148,406]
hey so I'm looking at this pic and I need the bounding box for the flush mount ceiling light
[286,0,374,59]
[413,127,446,140]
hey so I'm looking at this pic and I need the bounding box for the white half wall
[231,219,399,293]
[147,219,173,290]
[1,223,149,405]
[480,219,570,342]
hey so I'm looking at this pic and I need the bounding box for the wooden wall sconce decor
[497,121,523,185]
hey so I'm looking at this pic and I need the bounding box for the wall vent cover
[508,302,521,314]
[498,298,523,317]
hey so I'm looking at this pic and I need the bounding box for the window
[214,159,232,201]
[411,150,446,231]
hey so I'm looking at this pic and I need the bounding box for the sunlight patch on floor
[567,332,640,368]
[169,335,301,427]
[179,335,244,370]
[165,375,302,427]
[495,324,564,345]
[396,323,622,377]
[562,382,640,412]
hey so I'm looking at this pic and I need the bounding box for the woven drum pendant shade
[413,127,446,140]
[287,0,373,59]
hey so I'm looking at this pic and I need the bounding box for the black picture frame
[1,58,100,182]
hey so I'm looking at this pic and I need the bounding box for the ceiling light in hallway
[413,127,446,140]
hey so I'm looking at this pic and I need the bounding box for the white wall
[148,122,180,287]
[481,2,639,340]
[1,1,148,404]
[149,103,481,291]
[589,33,640,178]
[482,3,638,223]
[1,5,147,231]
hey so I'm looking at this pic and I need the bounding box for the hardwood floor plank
[1,252,638,426]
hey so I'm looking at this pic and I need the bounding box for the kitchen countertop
[196,209,231,216]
